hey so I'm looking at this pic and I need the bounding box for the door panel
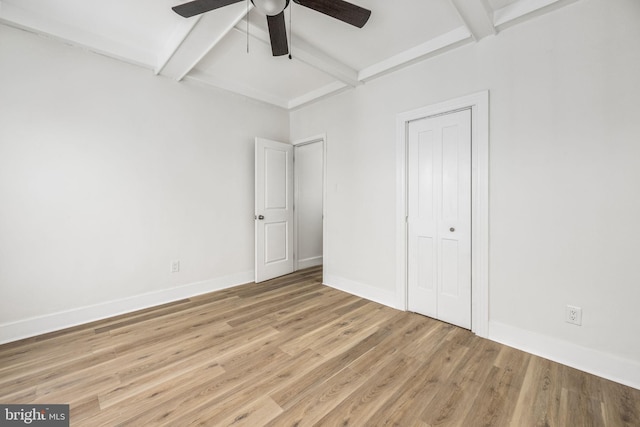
[264,221,288,263]
[408,109,471,329]
[255,138,294,283]
[442,125,460,219]
[408,120,439,318]
[417,236,435,291]
[441,238,459,297]
[265,149,287,209]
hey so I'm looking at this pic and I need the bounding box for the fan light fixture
[251,0,287,16]
[172,0,371,57]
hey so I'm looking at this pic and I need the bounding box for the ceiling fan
[172,0,371,57]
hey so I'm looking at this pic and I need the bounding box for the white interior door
[407,109,471,329]
[255,137,294,283]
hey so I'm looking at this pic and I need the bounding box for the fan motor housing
[251,0,290,16]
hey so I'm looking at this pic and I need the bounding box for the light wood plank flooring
[1,266,638,426]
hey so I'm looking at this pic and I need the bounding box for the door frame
[292,134,327,278]
[395,91,489,338]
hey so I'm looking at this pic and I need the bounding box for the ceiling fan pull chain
[288,2,292,59]
[246,0,250,53]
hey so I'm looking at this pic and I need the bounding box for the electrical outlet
[565,305,582,325]
[171,260,180,273]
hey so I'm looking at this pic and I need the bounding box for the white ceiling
[0,0,581,110]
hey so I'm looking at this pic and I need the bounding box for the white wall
[0,24,289,341]
[294,141,323,269]
[290,0,640,387]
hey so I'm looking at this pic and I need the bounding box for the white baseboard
[0,270,254,345]
[297,256,323,270]
[316,276,640,391]
[489,321,640,391]
[5,272,638,392]
[323,274,396,308]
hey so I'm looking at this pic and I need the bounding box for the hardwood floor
[1,266,638,426]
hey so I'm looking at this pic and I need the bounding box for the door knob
[449,227,455,232]
[257,215,265,220]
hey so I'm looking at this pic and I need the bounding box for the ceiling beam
[358,26,472,82]
[448,0,497,40]
[286,34,361,88]
[494,0,581,29]
[288,81,349,110]
[155,16,202,75]
[235,19,360,88]
[159,2,252,81]
[185,69,289,109]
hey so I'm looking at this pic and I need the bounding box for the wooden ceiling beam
[358,26,472,82]
[448,0,497,41]
[494,0,581,30]
[234,19,361,88]
[159,2,252,81]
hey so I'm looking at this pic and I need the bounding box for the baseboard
[297,256,323,270]
[323,274,396,308]
[7,274,637,392]
[489,321,640,391]
[0,270,254,345]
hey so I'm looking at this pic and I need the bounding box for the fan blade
[293,0,370,28]
[172,0,244,18]
[267,12,289,56]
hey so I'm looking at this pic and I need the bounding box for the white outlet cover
[171,260,180,273]
[565,305,582,325]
